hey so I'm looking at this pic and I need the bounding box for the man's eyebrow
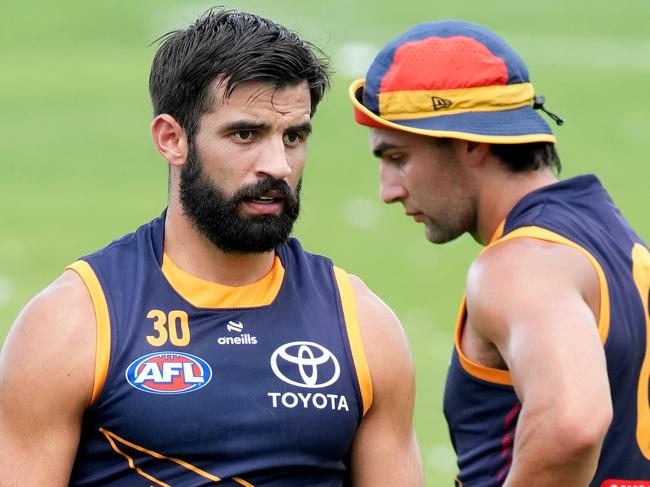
[220,121,313,135]
[221,120,269,132]
[287,122,312,135]
[372,142,399,158]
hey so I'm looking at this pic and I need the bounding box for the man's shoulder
[25,270,94,317]
[466,237,600,335]
[3,269,96,406]
[470,237,597,291]
[345,274,409,360]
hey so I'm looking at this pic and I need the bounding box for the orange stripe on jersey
[66,260,111,406]
[333,267,373,416]
[488,219,506,244]
[161,253,284,308]
[100,428,229,483]
[631,243,650,458]
[232,477,256,487]
[100,429,171,487]
[454,294,513,386]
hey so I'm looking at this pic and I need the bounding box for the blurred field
[1,1,649,484]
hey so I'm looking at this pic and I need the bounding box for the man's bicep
[506,286,607,407]
[346,275,423,487]
[0,271,96,484]
[348,397,422,487]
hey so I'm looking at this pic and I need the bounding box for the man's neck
[163,205,277,287]
[474,168,559,245]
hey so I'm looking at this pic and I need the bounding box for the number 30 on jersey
[146,309,191,347]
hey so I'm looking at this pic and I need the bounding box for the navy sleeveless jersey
[443,175,650,486]
[66,213,372,486]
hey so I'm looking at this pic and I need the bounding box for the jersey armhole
[66,260,111,406]
[454,294,514,386]
[333,267,373,416]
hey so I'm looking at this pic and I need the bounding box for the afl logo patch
[125,352,212,394]
[270,341,340,388]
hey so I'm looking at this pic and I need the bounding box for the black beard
[179,143,301,254]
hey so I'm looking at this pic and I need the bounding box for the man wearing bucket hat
[351,20,650,486]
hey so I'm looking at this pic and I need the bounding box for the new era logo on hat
[432,96,452,110]
[350,20,560,144]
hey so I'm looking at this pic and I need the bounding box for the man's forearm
[503,410,604,486]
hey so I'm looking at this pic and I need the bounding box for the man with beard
[349,19,649,487]
[0,9,422,487]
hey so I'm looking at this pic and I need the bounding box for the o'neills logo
[217,320,258,345]
[217,334,257,345]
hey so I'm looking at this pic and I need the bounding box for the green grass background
[2,1,648,483]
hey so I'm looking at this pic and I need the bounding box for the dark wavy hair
[149,8,330,140]
[432,138,561,174]
[490,142,562,174]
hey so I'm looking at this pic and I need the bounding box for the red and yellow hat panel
[350,20,558,144]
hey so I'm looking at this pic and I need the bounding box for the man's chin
[425,224,462,245]
[201,219,295,254]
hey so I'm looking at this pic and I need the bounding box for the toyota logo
[270,341,340,388]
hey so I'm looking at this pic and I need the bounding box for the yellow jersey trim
[99,427,255,486]
[100,429,172,487]
[161,253,284,309]
[333,267,373,416]
[454,294,513,386]
[349,79,557,145]
[232,477,256,487]
[455,225,611,385]
[631,243,650,458]
[378,83,534,120]
[488,219,506,245]
[66,260,111,406]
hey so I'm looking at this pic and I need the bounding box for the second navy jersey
[66,213,372,486]
[443,175,650,486]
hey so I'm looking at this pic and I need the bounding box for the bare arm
[346,275,423,487]
[0,270,95,485]
[465,239,612,486]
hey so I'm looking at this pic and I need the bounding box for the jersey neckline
[161,252,285,309]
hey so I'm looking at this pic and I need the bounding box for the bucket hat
[350,20,562,144]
